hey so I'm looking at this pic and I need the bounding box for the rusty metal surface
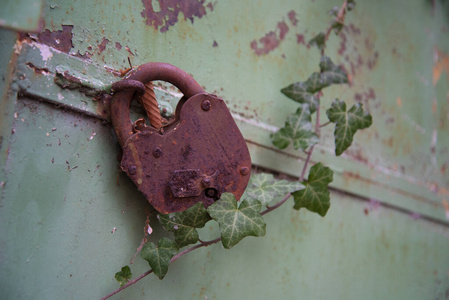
[110,62,205,147]
[120,93,251,213]
[111,63,251,213]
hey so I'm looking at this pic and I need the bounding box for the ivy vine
[101,1,372,299]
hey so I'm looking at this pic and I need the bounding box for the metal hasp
[110,63,251,214]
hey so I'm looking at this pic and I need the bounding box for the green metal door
[1,0,448,299]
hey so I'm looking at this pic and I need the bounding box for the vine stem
[319,121,331,127]
[101,193,297,300]
[322,0,348,56]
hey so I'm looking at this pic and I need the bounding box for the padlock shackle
[111,62,205,146]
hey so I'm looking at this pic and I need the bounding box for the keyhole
[205,188,219,200]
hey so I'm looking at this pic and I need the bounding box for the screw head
[201,100,211,111]
[153,147,162,158]
[201,177,211,187]
[240,167,249,176]
[128,166,137,175]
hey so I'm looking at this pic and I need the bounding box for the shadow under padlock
[110,63,251,214]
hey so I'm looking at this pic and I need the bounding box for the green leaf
[347,0,356,11]
[207,193,266,249]
[328,6,340,16]
[281,56,348,113]
[141,238,179,279]
[292,163,334,217]
[318,56,348,88]
[158,202,211,248]
[330,19,344,35]
[246,173,304,206]
[326,99,372,156]
[114,265,132,287]
[271,104,319,150]
[281,82,319,113]
[308,32,325,50]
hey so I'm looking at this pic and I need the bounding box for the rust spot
[338,31,347,55]
[287,10,298,26]
[94,93,111,120]
[278,21,289,40]
[98,37,109,53]
[367,51,379,70]
[140,0,214,33]
[25,62,50,75]
[296,34,306,45]
[115,42,122,50]
[74,51,92,59]
[37,25,73,53]
[433,46,449,87]
[212,40,218,47]
[251,21,289,56]
[396,97,402,108]
[346,23,361,35]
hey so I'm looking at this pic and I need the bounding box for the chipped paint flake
[13,40,23,54]
[141,0,214,32]
[251,20,289,56]
[34,43,53,61]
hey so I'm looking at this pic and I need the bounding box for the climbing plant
[101,1,371,299]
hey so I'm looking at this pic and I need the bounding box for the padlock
[110,63,251,214]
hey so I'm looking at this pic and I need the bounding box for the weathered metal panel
[5,0,449,222]
[0,0,44,32]
[0,0,448,299]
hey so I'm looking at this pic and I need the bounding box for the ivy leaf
[347,0,356,11]
[318,56,348,88]
[326,99,372,156]
[158,202,211,248]
[246,173,304,206]
[271,104,319,150]
[308,32,326,50]
[141,238,179,279]
[207,193,266,249]
[281,82,319,113]
[114,266,132,287]
[331,19,344,34]
[329,6,340,16]
[292,163,334,217]
[281,56,348,113]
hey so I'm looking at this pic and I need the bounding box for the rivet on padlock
[110,63,251,214]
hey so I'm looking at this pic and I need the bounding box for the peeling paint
[251,21,289,56]
[296,34,306,46]
[250,11,298,56]
[287,10,298,26]
[36,25,73,53]
[98,37,109,53]
[34,43,53,61]
[140,0,214,33]
[336,23,380,76]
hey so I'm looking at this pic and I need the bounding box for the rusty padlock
[110,63,251,214]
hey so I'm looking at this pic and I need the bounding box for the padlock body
[120,94,251,214]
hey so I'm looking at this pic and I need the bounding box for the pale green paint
[0,0,449,299]
[0,0,44,32]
